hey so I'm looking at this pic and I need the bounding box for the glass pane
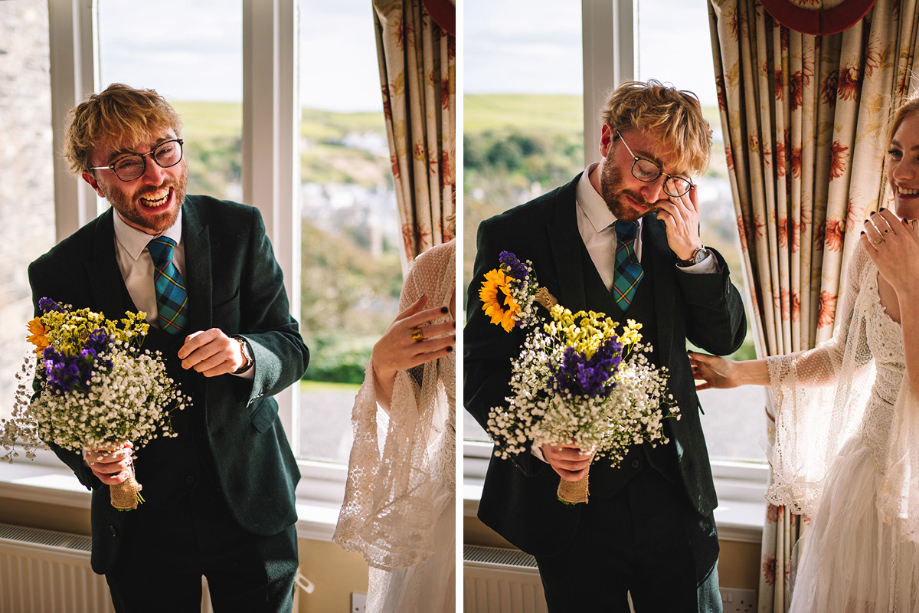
[297,1,401,464]
[0,2,56,422]
[638,0,765,463]
[98,0,243,200]
[464,0,583,443]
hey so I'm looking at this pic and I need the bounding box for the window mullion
[48,0,100,241]
[242,0,300,448]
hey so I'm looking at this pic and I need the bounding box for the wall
[0,497,369,613]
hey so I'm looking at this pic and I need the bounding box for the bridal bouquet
[480,252,678,504]
[0,298,190,510]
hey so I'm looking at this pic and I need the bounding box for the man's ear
[81,171,105,198]
[599,124,613,159]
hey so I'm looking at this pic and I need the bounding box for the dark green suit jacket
[28,196,308,573]
[464,174,746,556]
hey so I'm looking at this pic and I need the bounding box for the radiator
[0,522,216,613]
[463,544,548,613]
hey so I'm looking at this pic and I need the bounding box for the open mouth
[897,185,919,197]
[139,187,172,210]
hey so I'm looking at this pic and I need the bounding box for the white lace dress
[766,247,919,612]
[334,241,456,613]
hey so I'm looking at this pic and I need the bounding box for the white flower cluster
[0,344,189,462]
[486,331,678,468]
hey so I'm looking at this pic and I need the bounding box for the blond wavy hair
[888,96,919,148]
[64,83,183,175]
[600,79,712,175]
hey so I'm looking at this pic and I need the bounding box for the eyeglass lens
[112,140,183,181]
[631,158,691,197]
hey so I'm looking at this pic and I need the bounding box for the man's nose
[141,155,168,184]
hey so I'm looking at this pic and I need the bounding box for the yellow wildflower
[26,317,51,357]
[480,268,520,332]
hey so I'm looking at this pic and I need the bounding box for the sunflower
[26,317,51,357]
[479,268,520,332]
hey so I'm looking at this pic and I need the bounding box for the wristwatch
[232,336,254,374]
[676,246,712,268]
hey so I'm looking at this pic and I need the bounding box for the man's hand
[83,442,133,485]
[540,443,594,481]
[656,184,702,261]
[178,329,247,377]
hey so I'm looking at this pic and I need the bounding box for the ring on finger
[411,327,424,342]
[871,235,885,245]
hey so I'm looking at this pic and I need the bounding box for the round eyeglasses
[615,130,694,198]
[89,139,185,182]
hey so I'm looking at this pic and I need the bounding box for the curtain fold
[373,0,456,263]
[708,0,918,609]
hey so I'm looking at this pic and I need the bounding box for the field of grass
[464,94,584,132]
[170,101,386,141]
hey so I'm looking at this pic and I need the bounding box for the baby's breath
[0,300,189,463]
[484,257,678,468]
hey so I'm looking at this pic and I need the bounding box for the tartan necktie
[613,221,643,311]
[147,237,188,334]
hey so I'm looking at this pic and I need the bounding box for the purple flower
[499,251,528,283]
[552,338,624,399]
[38,297,64,313]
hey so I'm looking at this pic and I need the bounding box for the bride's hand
[371,295,456,408]
[862,210,919,301]
[688,351,741,390]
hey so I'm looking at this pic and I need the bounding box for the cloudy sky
[97,0,718,110]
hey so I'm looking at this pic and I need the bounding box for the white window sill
[0,457,343,543]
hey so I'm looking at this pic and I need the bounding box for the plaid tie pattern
[147,237,188,334]
[613,221,643,310]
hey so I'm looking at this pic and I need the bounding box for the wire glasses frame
[89,138,185,182]
[615,130,694,198]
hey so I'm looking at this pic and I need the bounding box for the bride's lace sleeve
[765,247,875,515]
[333,241,455,570]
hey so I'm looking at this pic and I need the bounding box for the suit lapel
[85,209,135,319]
[545,175,589,312]
[182,199,212,333]
[644,218,675,367]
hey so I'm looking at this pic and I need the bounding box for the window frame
[9,0,347,533]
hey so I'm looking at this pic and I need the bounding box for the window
[297,0,401,465]
[463,0,584,444]
[463,0,768,500]
[0,1,56,422]
[97,0,244,201]
[637,0,766,464]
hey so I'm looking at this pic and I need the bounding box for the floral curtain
[708,0,917,609]
[373,0,456,262]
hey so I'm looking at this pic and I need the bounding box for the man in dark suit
[464,80,746,612]
[28,83,308,612]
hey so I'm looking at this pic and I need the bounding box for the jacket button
[109,525,117,537]
[630,459,641,469]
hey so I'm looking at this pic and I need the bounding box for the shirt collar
[575,162,643,233]
[112,207,183,261]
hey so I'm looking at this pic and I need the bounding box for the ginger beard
[100,163,188,235]
[599,147,661,223]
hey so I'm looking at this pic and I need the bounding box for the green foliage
[302,332,377,385]
[300,219,403,382]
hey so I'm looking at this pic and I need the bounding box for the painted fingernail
[452,322,456,328]
[446,346,454,353]
[861,231,866,235]
[880,207,887,211]
[440,307,448,314]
